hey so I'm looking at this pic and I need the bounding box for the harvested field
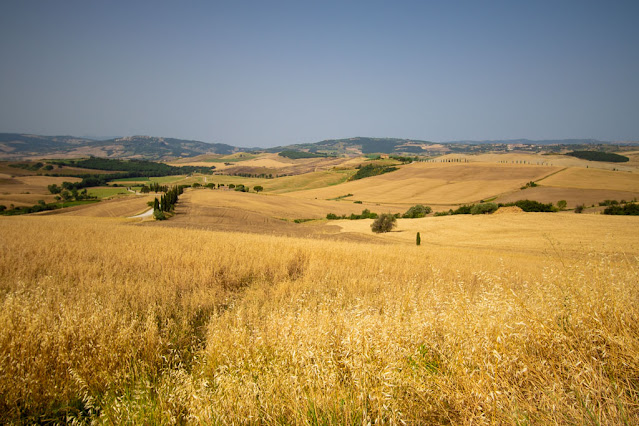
[332,212,639,256]
[0,175,82,206]
[448,152,637,171]
[169,189,389,221]
[539,167,639,191]
[494,186,639,208]
[174,153,359,176]
[51,195,155,217]
[293,162,562,204]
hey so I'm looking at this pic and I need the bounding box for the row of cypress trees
[153,185,184,219]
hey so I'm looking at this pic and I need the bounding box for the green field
[110,177,150,182]
[54,200,100,208]
[88,187,130,198]
[147,175,189,184]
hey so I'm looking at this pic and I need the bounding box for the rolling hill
[2,132,638,161]
[0,134,239,160]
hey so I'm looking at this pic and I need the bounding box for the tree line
[153,186,184,220]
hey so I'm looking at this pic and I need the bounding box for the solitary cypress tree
[416,232,421,246]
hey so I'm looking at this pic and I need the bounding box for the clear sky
[1,1,638,147]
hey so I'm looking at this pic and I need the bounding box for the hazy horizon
[1,1,638,148]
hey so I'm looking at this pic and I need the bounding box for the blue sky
[1,1,638,147]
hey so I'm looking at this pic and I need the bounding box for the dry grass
[1,215,638,424]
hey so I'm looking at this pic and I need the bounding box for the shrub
[153,209,166,220]
[557,200,567,210]
[603,203,639,215]
[574,204,585,213]
[470,203,498,215]
[47,184,62,194]
[501,200,556,212]
[402,204,432,218]
[371,213,397,233]
[253,185,263,193]
[326,213,339,220]
[349,164,398,181]
[451,205,473,215]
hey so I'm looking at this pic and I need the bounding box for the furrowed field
[1,215,638,424]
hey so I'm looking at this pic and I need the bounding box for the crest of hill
[0,133,239,161]
[266,137,639,157]
[266,137,437,155]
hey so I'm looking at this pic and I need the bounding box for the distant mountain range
[0,134,237,160]
[0,133,635,161]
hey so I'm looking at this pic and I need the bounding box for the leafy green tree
[402,204,432,218]
[254,185,263,193]
[557,200,567,210]
[153,209,166,220]
[371,213,397,233]
[470,203,498,215]
[47,184,61,194]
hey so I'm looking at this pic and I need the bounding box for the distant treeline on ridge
[566,151,629,163]
[53,157,216,176]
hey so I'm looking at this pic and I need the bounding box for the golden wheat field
[1,213,638,424]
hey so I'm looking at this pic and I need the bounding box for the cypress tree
[416,232,421,246]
